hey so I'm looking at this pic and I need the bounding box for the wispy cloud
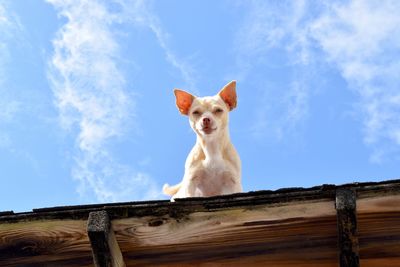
[235,0,316,140]
[235,0,312,66]
[248,76,311,142]
[0,2,22,148]
[0,2,13,91]
[119,0,198,91]
[236,0,400,161]
[47,0,160,202]
[310,0,400,162]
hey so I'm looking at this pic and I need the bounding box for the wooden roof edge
[1,178,399,223]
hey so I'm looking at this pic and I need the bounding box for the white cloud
[235,0,315,140]
[124,0,197,92]
[0,2,22,145]
[310,0,400,162]
[248,78,311,142]
[0,3,12,31]
[73,151,160,202]
[0,3,10,84]
[235,0,316,67]
[119,0,198,91]
[47,0,161,202]
[147,19,197,92]
[237,0,400,161]
[0,3,48,182]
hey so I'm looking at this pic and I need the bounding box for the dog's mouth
[201,126,217,134]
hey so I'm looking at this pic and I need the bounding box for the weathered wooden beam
[87,210,125,267]
[1,194,400,266]
[336,189,359,267]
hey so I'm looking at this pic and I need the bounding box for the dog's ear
[219,80,237,111]
[174,89,194,115]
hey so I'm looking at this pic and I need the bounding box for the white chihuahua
[163,80,242,200]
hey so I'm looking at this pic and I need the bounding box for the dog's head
[174,81,237,138]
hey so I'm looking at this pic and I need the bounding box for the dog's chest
[191,158,236,196]
[202,154,225,172]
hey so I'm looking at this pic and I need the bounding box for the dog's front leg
[171,174,198,200]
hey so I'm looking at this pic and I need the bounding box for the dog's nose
[202,117,211,126]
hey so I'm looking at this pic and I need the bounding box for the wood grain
[0,220,92,266]
[0,192,398,266]
[113,200,338,266]
[87,211,125,267]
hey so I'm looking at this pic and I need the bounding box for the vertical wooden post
[336,189,360,267]
[87,210,125,267]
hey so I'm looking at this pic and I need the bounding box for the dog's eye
[192,110,201,116]
[214,108,223,114]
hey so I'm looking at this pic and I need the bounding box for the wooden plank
[0,193,399,266]
[0,219,92,266]
[358,195,400,213]
[336,189,359,267]
[1,179,399,224]
[113,200,339,266]
[87,211,125,267]
[358,194,400,266]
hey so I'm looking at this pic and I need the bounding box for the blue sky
[1,0,399,212]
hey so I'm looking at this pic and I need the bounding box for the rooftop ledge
[1,178,400,266]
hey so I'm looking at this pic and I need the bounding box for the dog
[163,80,242,200]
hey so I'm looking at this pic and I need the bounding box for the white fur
[163,81,242,200]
